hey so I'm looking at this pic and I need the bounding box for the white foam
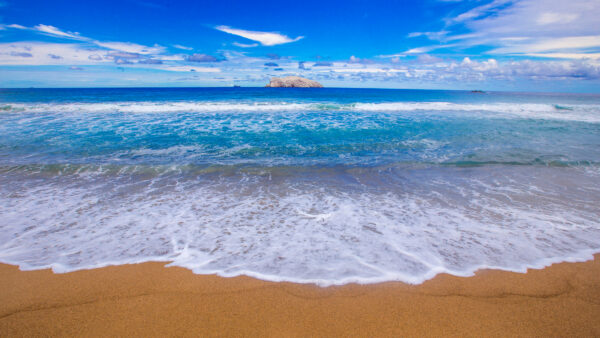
[129,145,207,157]
[1,166,599,286]
[5,101,312,114]
[4,101,600,122]
[353,102,600,123]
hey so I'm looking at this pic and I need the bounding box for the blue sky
[0,0,599,91]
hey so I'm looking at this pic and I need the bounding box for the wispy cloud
[377,43,460,58]
[0,42,110,65]
[407,31,450,40]
[523,53,600,59]
[161,66,221,73]
[536,12,578,25]
[1,23,89,41]
[172,44,193,51]
[94,41,165,54]
[6,24,27,29]
[33,24,89,41]
[403,0,600,60]
[2,23,167,58]
[215,25,303,46]
[232,42,259,48]
[448,0,512,24]
[491,35,600,55]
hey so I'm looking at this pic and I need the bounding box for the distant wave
[3,101,600,122]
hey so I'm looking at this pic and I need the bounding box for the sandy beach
[0,255,598,336]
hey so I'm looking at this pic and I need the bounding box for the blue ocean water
[1,87,599,285]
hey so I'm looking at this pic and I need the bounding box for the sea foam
[1,165,598,286]
[4,101,600,122]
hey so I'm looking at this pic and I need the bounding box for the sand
[1,255,599,337]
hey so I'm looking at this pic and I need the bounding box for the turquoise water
[1,88,599,285]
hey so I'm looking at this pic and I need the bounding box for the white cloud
[0,42,110,65]
[33,24,89,41]
[449,0,512,24]
[161,66,221,73]
[331,67,402,74]
[93,41,165,54]
[155,54,186,61]
[377,53,407,59]
[415,54,444,64]
[536,12,578,25]
[215,25,303,46]
[491,35,600,54]
[408,31,450,40]
[405,46,438,54]
[405,0,600,59]
[3,23,167,57]
[7,24,27,29]
[523,53,600,59]
[232,42,259,48]
[467,0,599,37]
[2,23,89,41]
[172,44,193,50]
[339,58,599,82]
[349,55,361,63]
[378,43,460,58]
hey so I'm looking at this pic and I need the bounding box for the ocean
[1,87,599,285]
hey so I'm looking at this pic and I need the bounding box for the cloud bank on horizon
[0,0,599,91]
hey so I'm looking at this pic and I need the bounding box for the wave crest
[3,101,599,122]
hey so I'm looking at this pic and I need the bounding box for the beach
[1,255,599,336]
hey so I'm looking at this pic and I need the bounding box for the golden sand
[1,255,599,336]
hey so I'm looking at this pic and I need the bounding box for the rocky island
[265,76,323,88]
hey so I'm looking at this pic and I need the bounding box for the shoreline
[1,255,599,336]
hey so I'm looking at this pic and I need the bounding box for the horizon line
[1,86,599,95]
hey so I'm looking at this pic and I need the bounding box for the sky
[0,0,599,91]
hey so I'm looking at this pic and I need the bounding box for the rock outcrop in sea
[265,76,323,88]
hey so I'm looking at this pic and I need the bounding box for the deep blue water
[2,87,599,104]
[0,88,599,285]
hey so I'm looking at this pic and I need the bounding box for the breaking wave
[3,101,600,122]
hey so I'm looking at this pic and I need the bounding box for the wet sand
[1,255,599,337]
